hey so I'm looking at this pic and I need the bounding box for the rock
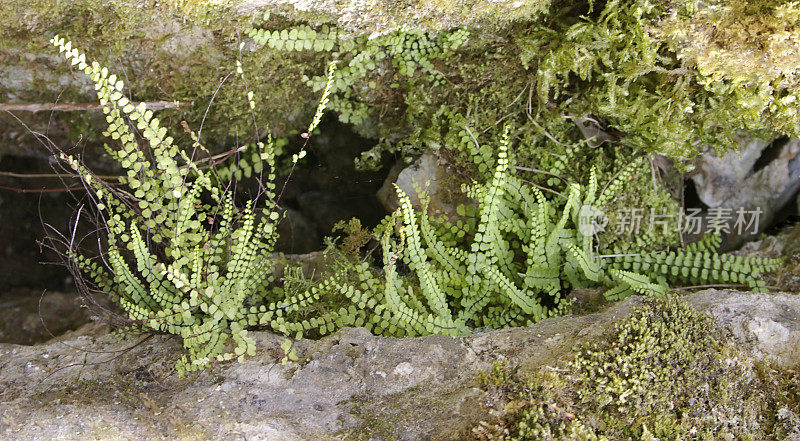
[377,152,466,215]
[574,116,616,148]
[237,0,546,34]
[0,0,542,162]
[0,290,93,345]
[738,223,800,259]
[691,135,772,208]
[689,136,800,249]
[683,290,800,369]
[375,160,406,212]
[0,289,798,440]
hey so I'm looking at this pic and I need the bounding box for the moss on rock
[473,295,800,440]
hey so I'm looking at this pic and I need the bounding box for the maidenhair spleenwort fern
[282,126,783,337]
[52,36,782,376]
[52,36,345,375]
[246,21,468,126]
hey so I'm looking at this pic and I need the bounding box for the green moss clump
[519,0,764,162]
[0,0,331,150]
[473,296,800,440]
[658,0,800,137]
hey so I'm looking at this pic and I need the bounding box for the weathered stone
[689,136,800,249]
[690,135,772,208]
[0,289,797,440]
[738,223,800,259]
[236,0,548,34]
[0,0,548,163]
[377,152,466,215]
[683,290,800,369]
[0,290,92,345]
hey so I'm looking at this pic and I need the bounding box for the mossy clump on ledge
[472,296,800,440]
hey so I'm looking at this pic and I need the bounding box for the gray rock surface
[691,135,773,208]
[0,0,542,162]
[738,223,800,259]
[0,289,798,440]
[236,0,547,34]
[683,290,800,369]
[377,153,466,215]
[690,136,800,248]
[0,291,91,345]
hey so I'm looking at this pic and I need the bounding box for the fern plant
[250,128,773,342]
[269,125,783,340]
[247,22,468,127]
[50,33,783,374]
[51,36,341,375]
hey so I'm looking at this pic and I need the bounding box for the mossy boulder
[475,294,800,440]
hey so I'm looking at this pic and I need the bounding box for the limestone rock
[236,0,548,34]
[0,290,92,345]
[684,290,800,369]
[689,136,800,249]
[691,135,772,208]
[1,290,798,440]
[377,152,465,215]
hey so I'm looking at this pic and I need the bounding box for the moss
[0,0,333,154]
[657,0,800,137]
[339,383,484,441]
[339,393,402,441]
[473,296,800,440]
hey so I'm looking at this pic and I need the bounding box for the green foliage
[316,126,782,336]
[332,217,373,258]
[657,0,800,137]
[518,0,800,162]
[52,36,340,375]
[52,29,783,375]
[247,23,339,52]
[247,22,468,131]
[475,402,606,441]
[399,104,684,254]
[474,296,800,440]
[608,232,780,296]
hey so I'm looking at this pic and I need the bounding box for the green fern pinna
[52,36,781,375]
